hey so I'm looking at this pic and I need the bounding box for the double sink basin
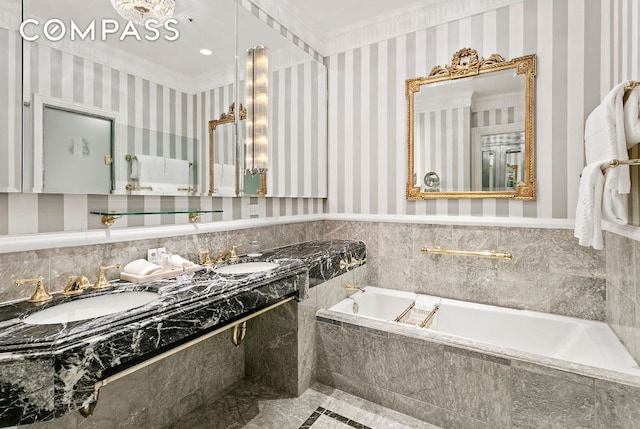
[22,261,280,325]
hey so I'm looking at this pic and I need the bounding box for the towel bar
[125,154,193,167]
[601,158,640,171]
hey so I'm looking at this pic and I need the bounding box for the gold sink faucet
[229,244,242,262]
[63,276,90,296]
[94,264,121,289]
[15,275,52,303]
[198,250,213,266]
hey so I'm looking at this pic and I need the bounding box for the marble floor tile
[165,379,441,429]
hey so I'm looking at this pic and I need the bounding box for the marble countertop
[0,239,366,427]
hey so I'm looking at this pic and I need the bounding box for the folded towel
[123,259,163,276]
[170,255,195,269]
[574,162,606,250]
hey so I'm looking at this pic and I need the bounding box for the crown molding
[253,0,524,57]
[326,0,524,56]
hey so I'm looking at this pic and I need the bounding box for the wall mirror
[0,0,21,193]
[406,48,536,200]
[21,0,328,198]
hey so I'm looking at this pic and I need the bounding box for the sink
[214,261,279,275]
[23,291,159,325]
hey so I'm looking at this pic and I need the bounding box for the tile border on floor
[299,406,372,429]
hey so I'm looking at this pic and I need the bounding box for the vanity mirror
[406,48,536,200]
[0,0,21,193]
[21,0,328,198]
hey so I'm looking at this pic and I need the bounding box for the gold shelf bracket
[101,215,122,227]
[421,246,513,261]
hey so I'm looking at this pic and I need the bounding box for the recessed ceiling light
[200,49,213,56]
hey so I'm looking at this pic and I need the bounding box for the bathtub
[328,286,640,377]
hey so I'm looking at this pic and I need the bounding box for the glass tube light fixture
[245,45,269,176]
[110,0,175,25]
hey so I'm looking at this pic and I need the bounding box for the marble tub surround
[324,221,606,320]
[316,309,640,429]
[0,259,307,427]
[605,231,640,364]
[245,265,367,397]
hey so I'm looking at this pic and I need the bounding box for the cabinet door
[0,0,21,192]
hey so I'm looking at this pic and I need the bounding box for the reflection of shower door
[481,135,524,191]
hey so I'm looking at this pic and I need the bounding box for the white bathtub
[329,286,640,376]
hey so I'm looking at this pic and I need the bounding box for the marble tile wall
[0,221,324,304]
[316,319,640,429]
[324,221,607,320]
[21,327,245,429]
[604,231,640,364]
[245,265,367,396]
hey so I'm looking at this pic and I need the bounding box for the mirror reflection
[22,0,328,198]
[407,48,536,200]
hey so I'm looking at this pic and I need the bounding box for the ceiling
[270,0,438,36]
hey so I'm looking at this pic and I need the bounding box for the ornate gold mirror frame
[406,48,536,200]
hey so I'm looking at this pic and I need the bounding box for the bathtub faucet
[344,283,365,293]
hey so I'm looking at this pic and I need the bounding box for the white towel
[574,162,606,250]
[123,259,163,276]
[170,255,195,269]
[624,87,640,147]
[221,164,236,189]
[130,155,165,183]
[164,158,190,188]
[584,82,636,225]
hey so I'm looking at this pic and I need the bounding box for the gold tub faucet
[344,283,365,293]
[15,275,52,303]
[94,264,121,289]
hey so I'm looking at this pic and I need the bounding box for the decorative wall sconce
[245,45,269,195]
[110,0,175,25]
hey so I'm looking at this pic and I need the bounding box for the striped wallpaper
[326,0,608,220]
[0,0,21,193]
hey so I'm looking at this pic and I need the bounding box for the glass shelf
[90,210,223,227]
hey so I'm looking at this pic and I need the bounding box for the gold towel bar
[125,154,193,167]
[601,159,640,171]
[421,246,513,261]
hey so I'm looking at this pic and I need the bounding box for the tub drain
[352,302,359,314]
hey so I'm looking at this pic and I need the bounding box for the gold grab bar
[421,246,512,261]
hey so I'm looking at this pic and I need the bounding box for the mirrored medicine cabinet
[9,0,327,198]
[406,48,536,200]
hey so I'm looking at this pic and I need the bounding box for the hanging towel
[584,82,635,225]
[130,154,165,184]
[574,161,606,250]
[624,86,640,147]
[164,158,190,190]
